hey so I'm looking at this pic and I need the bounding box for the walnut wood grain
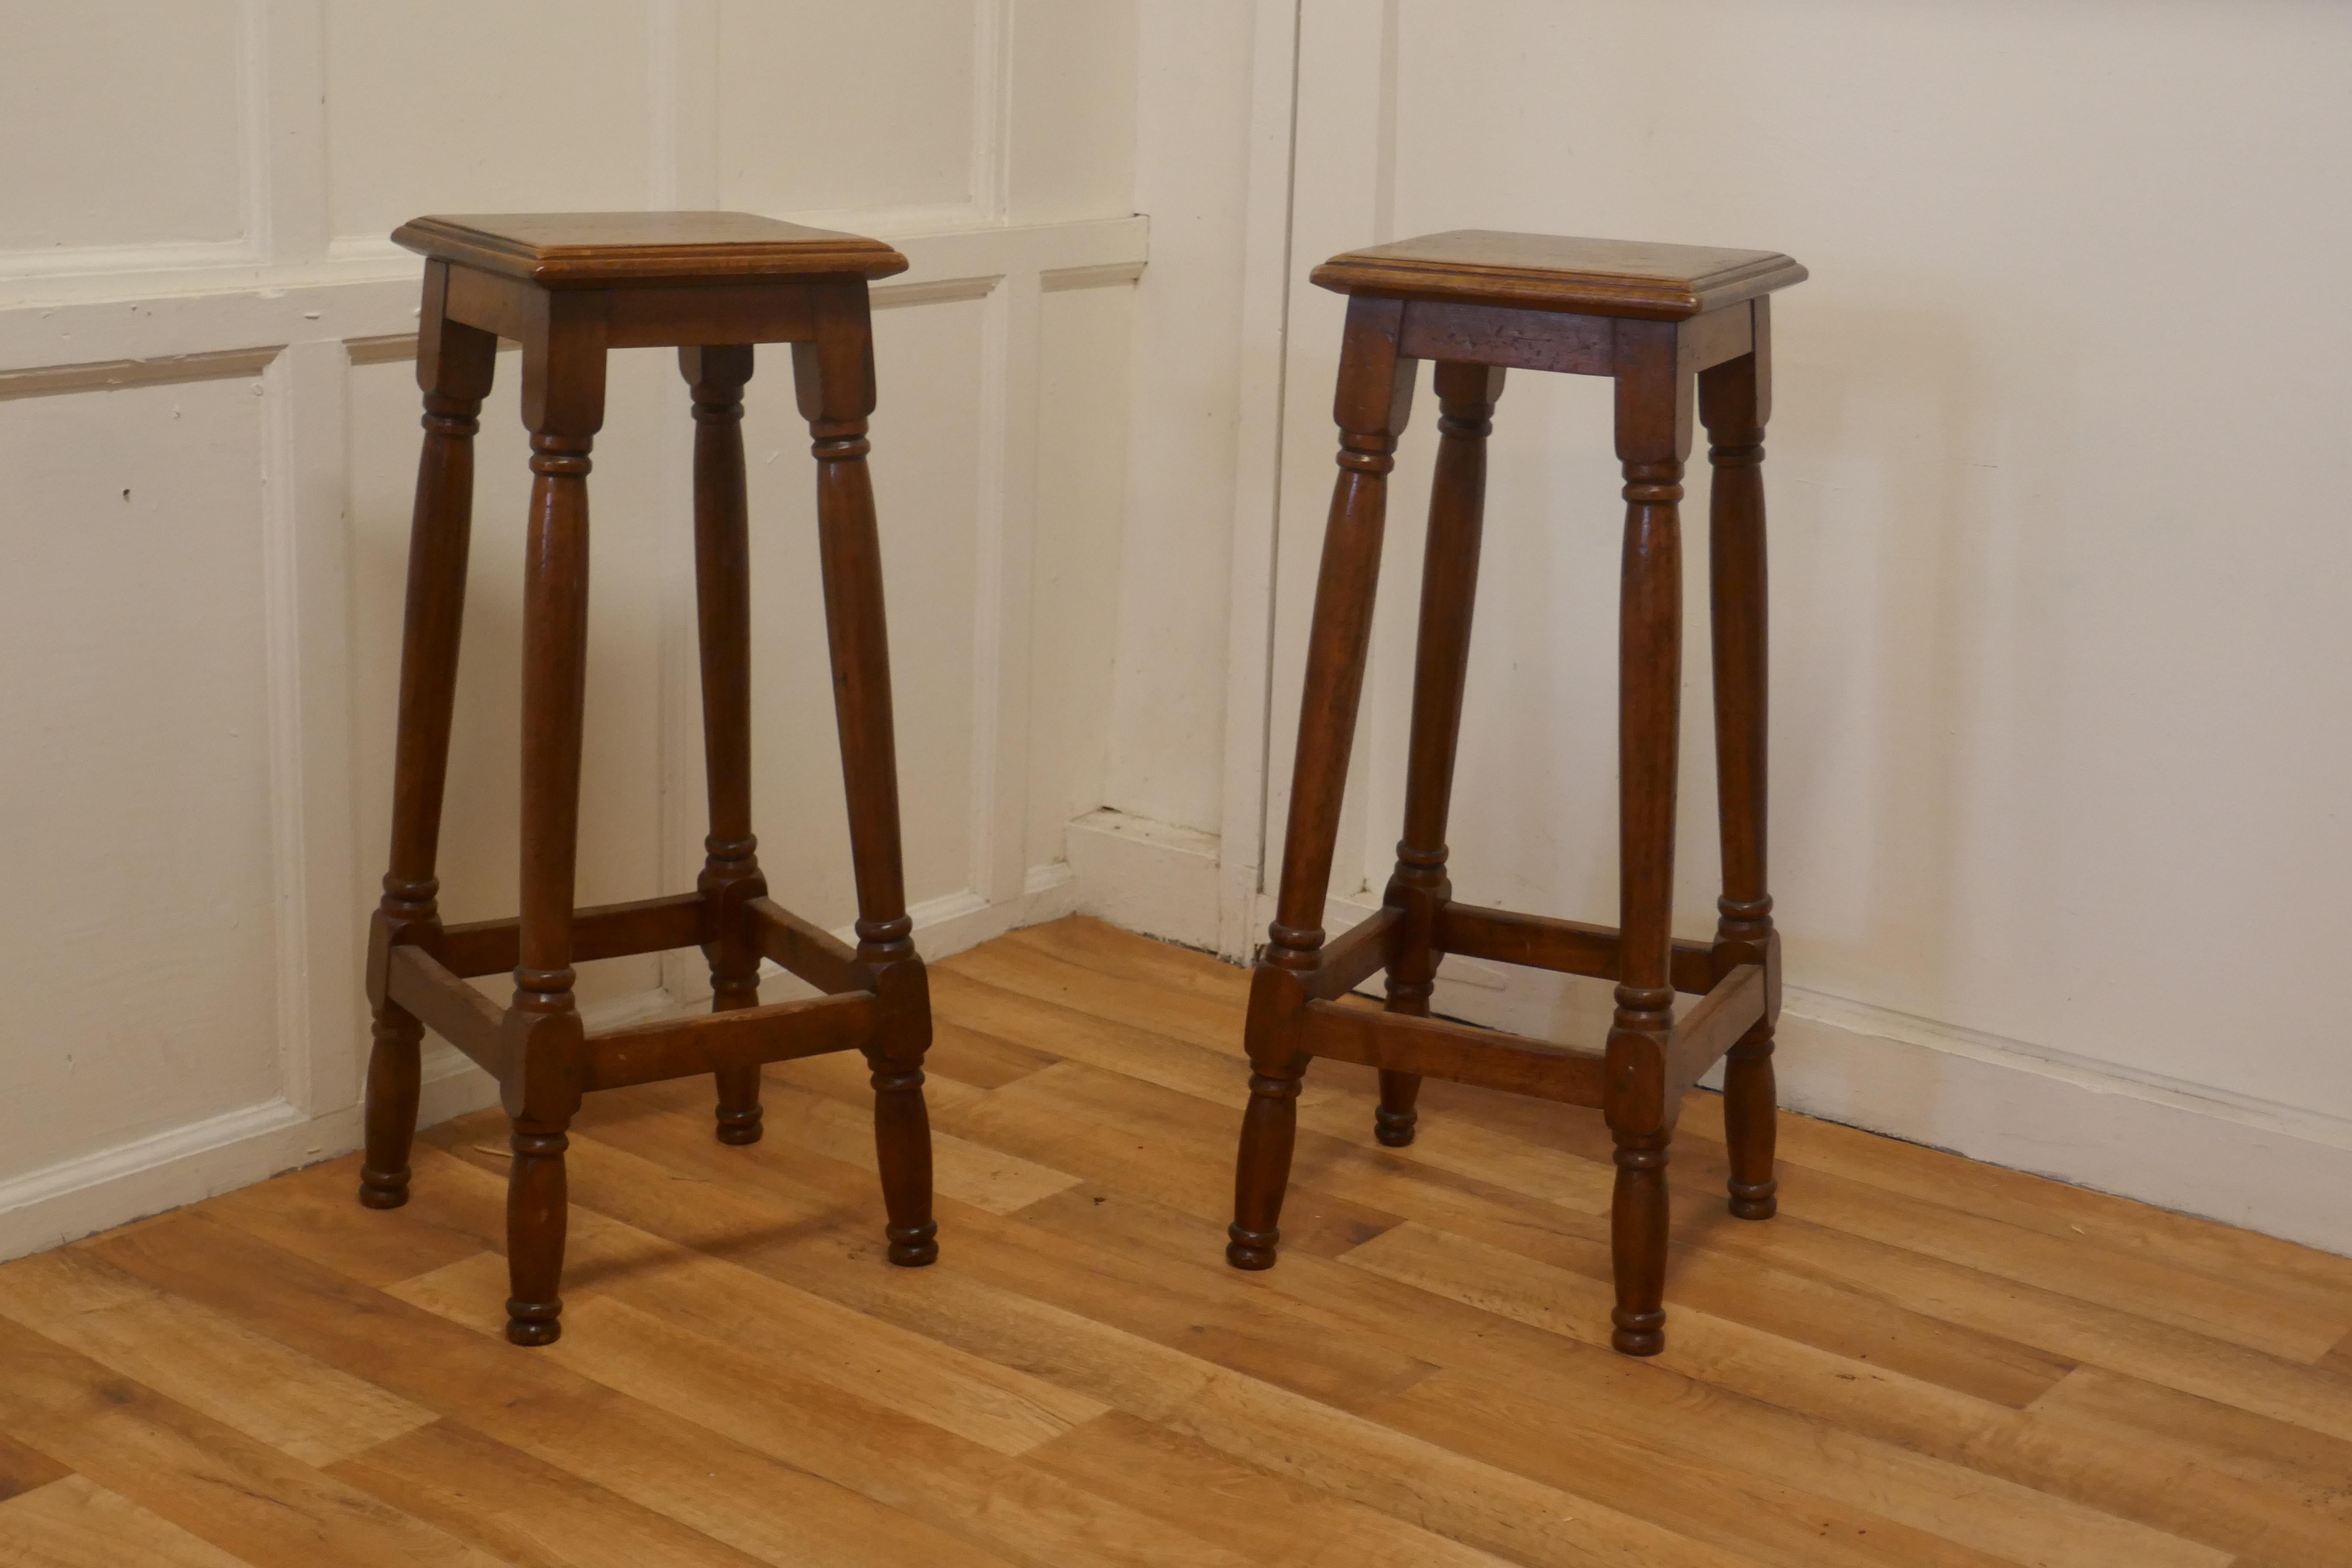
[1703,306,1782,1224]
[748,897,869,996]
[392,211,908,288]
[1314,230,1806,319]
[384,946,505,1080]
[794,279,938,1270]
[1299,1002,1608,1109]
[439,893,707,980]
[1229,291,1417,1274]
[1299,907,1402,1003]
[582,992,877,1094]
[1376,359,1506,1148]
[361,264,495,1213]
[1665,965,1768,1103]
[682,343,767,1147]
[1435,902,1718,996]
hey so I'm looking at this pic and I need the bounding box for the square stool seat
[392,210,909,288]
[1311,229,1806,320]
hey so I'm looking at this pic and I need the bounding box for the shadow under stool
[1227,230,1808,1356]
[358,212,938,1346]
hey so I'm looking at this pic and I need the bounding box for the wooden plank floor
[4,916,2351,1566]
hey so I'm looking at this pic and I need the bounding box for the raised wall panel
[1026,282,1134,867]
[716,0,978,216]
[324,0,655,245]
[346,348,677,1011]
[0,378,277,1178]
[0,2,246,254]
[1008,0,1139,222]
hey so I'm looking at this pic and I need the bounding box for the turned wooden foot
[1228,1066,1303,1269]
[1724,1029,1779,1219]
[1374,1071,1421,1147]
[359,1010,422,1209]
[1609,1133,1671,1356]
[504,1121,570,1346]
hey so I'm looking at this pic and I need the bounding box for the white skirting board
[0,871,1080,1263]
[1066,811,2352,1261]
[0,1059,493,1265]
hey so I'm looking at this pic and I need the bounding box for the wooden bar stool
[358,213,938,1346]
[1228,231,1807,1355]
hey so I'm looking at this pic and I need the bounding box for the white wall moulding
[0,217,1150,370]
[0,240,266,286]
[0,981,670,1265]
[1066,808,1222,953]
[0,347,282,403]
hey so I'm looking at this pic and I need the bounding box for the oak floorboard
[199,1156,485,1288]
[383,1148,1110,1456]
[78,1212,1003,1567]
[1023,1409,1517,1568]
[1023,1186,2218,1568]
[1002,917,1250,1003]
[1339,1219,2332,1565]
[0,1430,70,1503]
[925,968,1283,1110]
[325,1417,775,1568]
[488,1100,1768,1565]
[0,1474,252,1568]
[1,917,2343,1565]
[400,1277,1253,1568]
[0,1246,437,1467]
[0,1314,505,1568]
[771,1043,1407,1258]
[910,988,2080,1409]
[942,940,1246,1052]
[924,1019,1066,1089]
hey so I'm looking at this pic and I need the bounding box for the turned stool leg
[1230,296,1418,1268]
[682,345,769,1146]
[502,320,604,1347]
[363,268,496,1212]
[1378,361,1506,1149]
[1605,325,1690,1356]
[796,286,937,1268]
[1703,308,1779,1220]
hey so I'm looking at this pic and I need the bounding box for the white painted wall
[1090,0,2352,1253]
[0,0,1142,1255]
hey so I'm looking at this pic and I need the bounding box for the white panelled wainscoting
[0,0,1141,1256]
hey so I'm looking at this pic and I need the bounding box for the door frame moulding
[1214,0,1311,962]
